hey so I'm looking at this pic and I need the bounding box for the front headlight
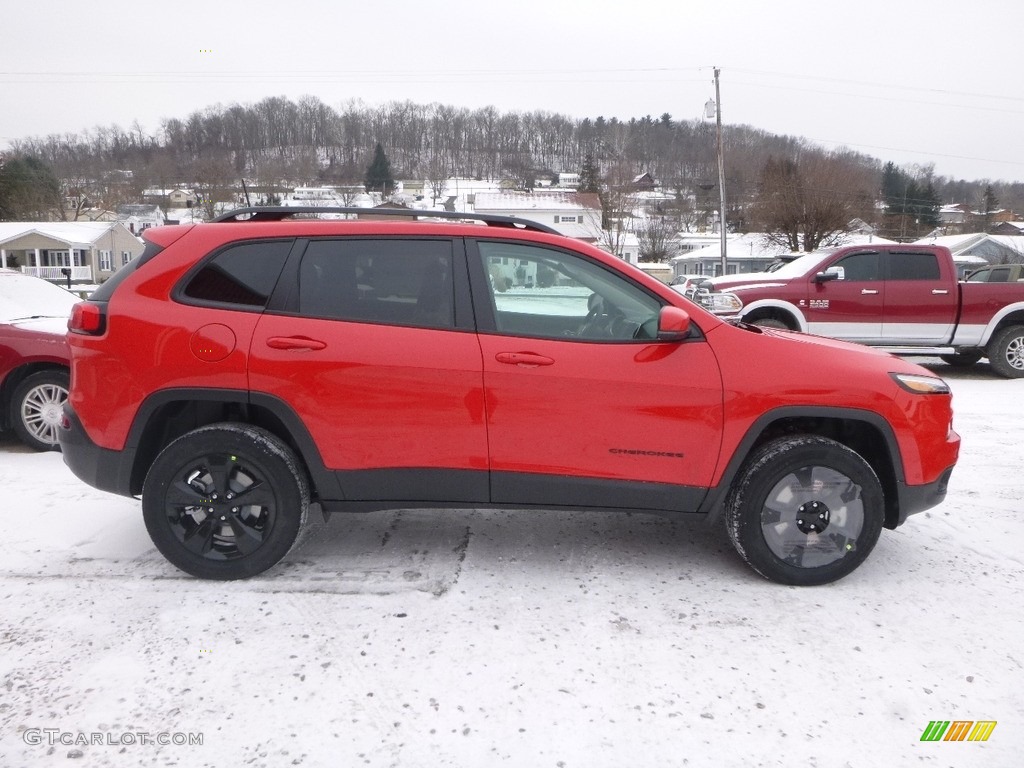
[699,291,743,314]
[890,373,951,395]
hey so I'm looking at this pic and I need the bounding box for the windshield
[759,249,839,280]
[0,271,80,323]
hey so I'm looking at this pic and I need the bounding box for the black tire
[142,423,309,579]
[11,369,69,451]
[725,435,884,586]
[750,317,790,330]
[939,351,983,368]
[986,325,1024,378]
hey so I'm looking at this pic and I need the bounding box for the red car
[59,208,960,585]
[0,269,76,451]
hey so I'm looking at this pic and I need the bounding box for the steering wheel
[577,294,628,339]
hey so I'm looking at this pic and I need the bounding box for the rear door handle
[495,352,555,367]
[266,336,327,351]
[861,289,879,295]
[932,289,949,295]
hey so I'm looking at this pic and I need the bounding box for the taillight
[69,302,105,335]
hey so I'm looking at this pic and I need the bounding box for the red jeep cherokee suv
[59,208,959,585]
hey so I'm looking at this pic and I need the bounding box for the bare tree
[637,216,675,262]
[752,152,873,252]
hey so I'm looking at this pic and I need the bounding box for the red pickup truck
[687,244,1024,377]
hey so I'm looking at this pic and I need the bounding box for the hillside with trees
[4,95,1024,244]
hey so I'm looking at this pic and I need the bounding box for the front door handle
[932,289,949,295]
[266,336,327,351]
[495,352,555,367]
[861,289,879,295]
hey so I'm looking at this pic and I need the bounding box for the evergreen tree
[917,181,942,229]
[982,184,999,231]
[0,155,61,221]
[578,153,600,194]
[364,143,394,195]
[881,161,908,215]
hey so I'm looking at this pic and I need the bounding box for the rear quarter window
[182,240,292,308]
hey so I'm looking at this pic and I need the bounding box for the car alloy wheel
[12,370,69,451]
[143,423,308,579]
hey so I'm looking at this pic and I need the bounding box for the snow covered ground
[0,359,1021,767]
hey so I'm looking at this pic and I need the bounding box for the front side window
[183,240,292,308]
[477,241,661,341]
[966,268,991,283]
[833,252,880,282]
[298,239,454,329]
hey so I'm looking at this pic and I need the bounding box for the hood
[8,316,72,336]
[719,280,788,294]
[705,272,779,291]
[0,272,79,323]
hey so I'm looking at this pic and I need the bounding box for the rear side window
[183,240,292,307]
[297,239,454,329]
[989,267,1011,282]
[888,252,941,281]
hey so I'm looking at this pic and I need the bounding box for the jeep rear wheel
[142,424,309,580]
[725,436,884,586]
[986,325,1024,378]
[11,369,69,451]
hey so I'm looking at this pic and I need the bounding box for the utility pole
[713,67,728,276]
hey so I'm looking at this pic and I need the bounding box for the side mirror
[657,306,691,341]
[814,266,843,283]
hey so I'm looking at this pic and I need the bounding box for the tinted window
[834,252,880,282]
[966,269,990,283]
[184,240,291,307]
[298,239,454,329]
[989,267,1011,282]
[477,241,661,341]
[888,252,941,281]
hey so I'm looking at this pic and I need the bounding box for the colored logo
[920,720,996,742]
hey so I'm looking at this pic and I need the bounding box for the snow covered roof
[671,232,897,264]
[915,232,1024,263]
[474,191,601,212]
[0,221,124,248]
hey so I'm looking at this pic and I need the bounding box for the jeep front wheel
[142,424,309,579]
[725,436,884,586]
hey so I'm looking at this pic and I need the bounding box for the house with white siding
[472,191,603,242]
[0,222,144,285]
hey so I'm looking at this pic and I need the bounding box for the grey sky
[2,0,1022,184]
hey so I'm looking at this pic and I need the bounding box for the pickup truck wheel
[987,325,1024,378]
[11,369,69,452]
[725,436,884,586]
[939,351,983,367]
[142,423,309,580]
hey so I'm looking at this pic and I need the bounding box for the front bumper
[891,464,955,528]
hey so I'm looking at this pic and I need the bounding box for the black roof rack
[211,206,562,235]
